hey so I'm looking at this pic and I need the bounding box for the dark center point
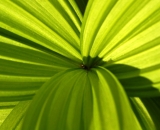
[80,64,90,70]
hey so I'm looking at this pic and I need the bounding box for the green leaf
[0,100,31,130]
[80,0,118,66]
[0,0,84,101]
[107,64,160,97]
[0,109,13,126]
[0,0,160,129]
[79,0,160,96]
[22,67,141,130]
[0,0,82,62]
[130,97,160,130]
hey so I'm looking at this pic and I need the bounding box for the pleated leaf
[0,0,84,101]
[0,100,31,130]
[0,0,160,129]
[0,0,82,62]
[22,67,141,130]
[130,97,160,130]
[80,0,160,97]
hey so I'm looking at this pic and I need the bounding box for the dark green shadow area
[75,0,88,15]
[106,64,152,87]
[106,64,159,97]
[141,97,160,129]
[0,95,34,102]
[130,97,160,129]
[82,56,158,97]
[0,102,18,109]
[82,56,106,69]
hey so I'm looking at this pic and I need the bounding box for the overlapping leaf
[0,0,160,129]
[0,1,84,127]
[0,100,31,130]
[80,0,160,97]
[0,0,83,101]
[130,97,160,130]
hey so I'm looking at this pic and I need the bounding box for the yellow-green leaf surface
[0,101,31,130]
[0,0,82,62]
[22,68,141,130]
[0,0,84,128]
[0,101,19,126]
[0,1,84,101]
[0,0,160,129]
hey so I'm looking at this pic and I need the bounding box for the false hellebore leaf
[0,0,160,130]
[22,68,141,130]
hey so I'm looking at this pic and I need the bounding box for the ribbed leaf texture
[0,0,160,130]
